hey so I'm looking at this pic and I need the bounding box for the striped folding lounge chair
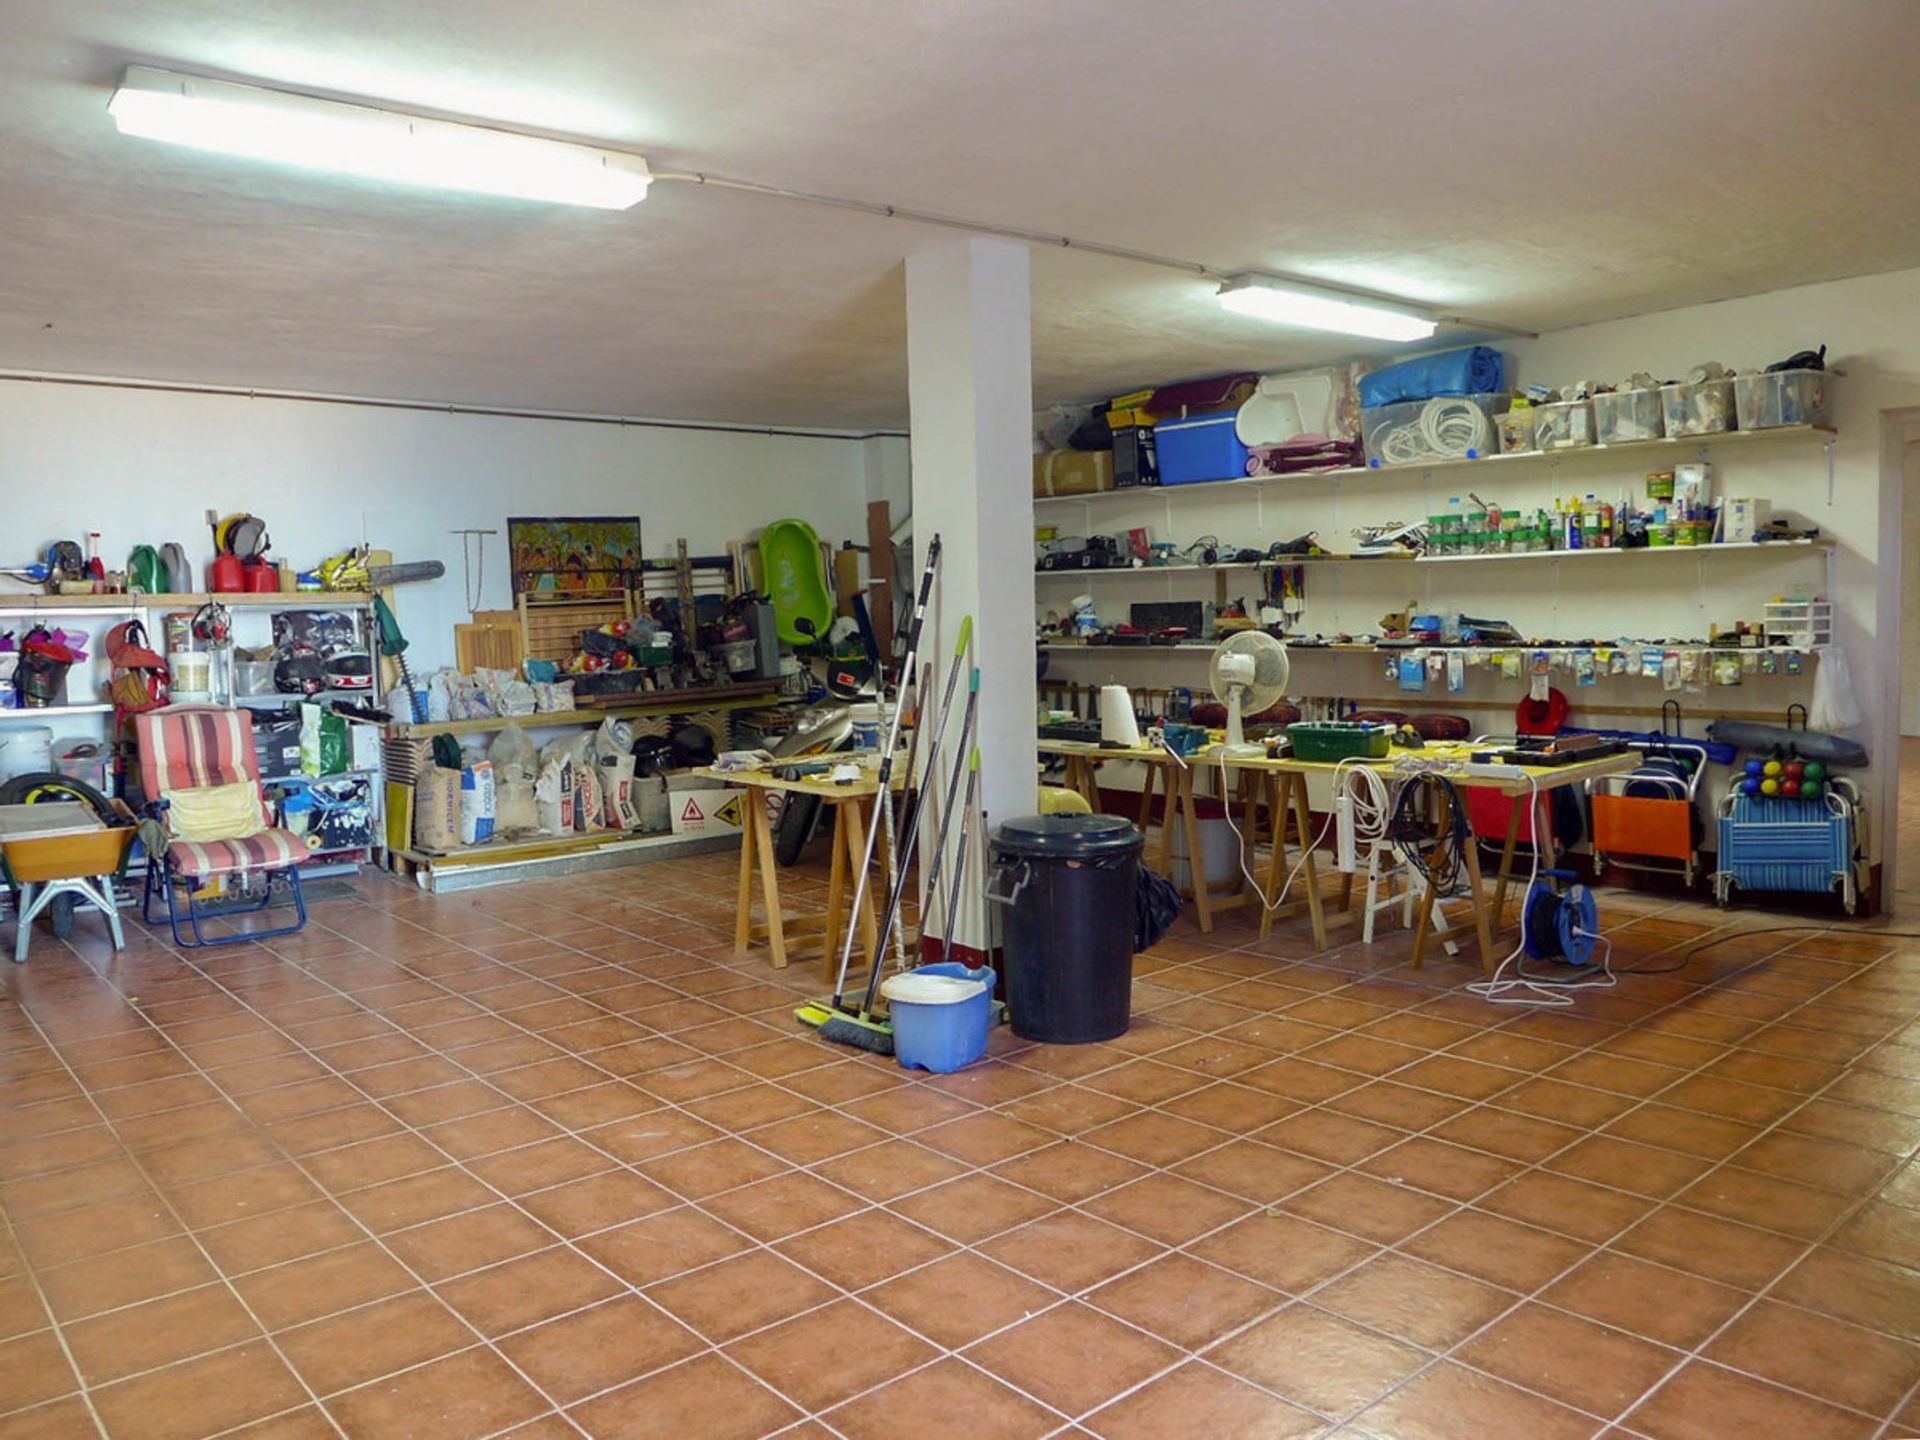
[135,704,308,947]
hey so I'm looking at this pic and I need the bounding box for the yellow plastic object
[1105,390,1159,429]
[1038,785,1092,815]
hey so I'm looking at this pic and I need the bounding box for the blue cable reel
[1521,869,1601,966]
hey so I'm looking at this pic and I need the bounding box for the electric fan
[1208,630,1290,758]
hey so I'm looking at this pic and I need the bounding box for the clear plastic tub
[1733,369,1833,430]
[1532,399,1595,450]
[1362,393,1509,467]
[1496,407,1537,454]
[1661,379,1736,436]
[1593,389,1664,445]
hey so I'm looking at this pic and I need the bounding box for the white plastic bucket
[0,725,54,783]
[882,963,994,1073]
[848,702,882,750]
[170,650,212,694]
[1168,804,1240,891]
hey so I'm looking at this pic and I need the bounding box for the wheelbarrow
[0,793,138,962]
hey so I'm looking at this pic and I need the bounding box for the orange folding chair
[135,705,309,947]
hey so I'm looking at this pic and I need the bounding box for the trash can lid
[992,813,1144,860]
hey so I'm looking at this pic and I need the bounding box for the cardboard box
[1031,449,1113,498]
[347,720,384,774]
[669,787,748,837]
[1722,497,1772,543]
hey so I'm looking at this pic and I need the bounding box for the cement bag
[495,780,538,834]
[594,716,635,764]
[599,755,638,829]
[413,765,461,851]
[489,723,538,784]
[426,669,455,723]
[535,755,573,834]
[478,666,537,717]
[460,760,496,845]
[574,764,605,832]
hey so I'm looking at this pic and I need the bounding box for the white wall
[0,379,876,674]
[1903,428,1920,736]
[1040,266,1920,868]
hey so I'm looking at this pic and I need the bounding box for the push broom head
[816,1009,895,1055]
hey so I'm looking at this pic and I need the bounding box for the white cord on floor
[1215,754,1392,914]
[1460,773,1615,1007]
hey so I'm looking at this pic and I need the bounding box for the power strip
[1456,761,1529,781]
[1336,791,1357,873]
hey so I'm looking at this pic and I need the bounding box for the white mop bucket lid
[880,972,986,1006]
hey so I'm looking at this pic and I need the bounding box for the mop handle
[830,535,941,1007]
[939,748,983,967]
[919,668,979,961]
[856,624,974,1016]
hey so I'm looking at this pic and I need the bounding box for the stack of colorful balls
[1737,756,1827,800]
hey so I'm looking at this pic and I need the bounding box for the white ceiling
[3,0,1917,430]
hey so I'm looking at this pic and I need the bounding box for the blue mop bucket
[881,962,995,1073]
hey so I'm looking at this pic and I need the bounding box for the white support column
[906,237,1036,960]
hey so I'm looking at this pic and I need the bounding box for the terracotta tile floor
[3,844,1920,1439]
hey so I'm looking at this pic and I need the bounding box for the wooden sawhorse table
[726,769,889,979]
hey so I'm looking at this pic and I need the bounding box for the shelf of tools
[1037,422,1836,727]
[1035,393,1841,866]
[0,590,386,883]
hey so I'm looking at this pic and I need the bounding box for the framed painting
[507,516,643,597]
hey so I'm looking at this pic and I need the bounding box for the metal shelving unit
[1033,423,1836,511]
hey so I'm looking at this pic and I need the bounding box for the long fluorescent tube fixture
[1217,275,1437,343]
[108,65,651,209]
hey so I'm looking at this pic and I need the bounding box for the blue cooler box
[1156,412,1249,485]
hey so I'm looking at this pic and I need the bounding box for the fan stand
[1219,685,1264,760]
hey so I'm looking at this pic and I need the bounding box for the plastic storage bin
[881,963,994,1073]
[51,740,110,795]
[1156,412,1249,485]
[1495,407,1537,454]
[1592,389,1664,445]
[1362,393,1508,467]
[990,814,1142,1043]
[1286,720,1394,762]
[1660,379,1736,436]
[1733,369,1833,430]
[1531,398,1595,450]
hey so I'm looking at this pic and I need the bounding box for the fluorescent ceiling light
[1217,276,1437,342]
[108,65,650,209]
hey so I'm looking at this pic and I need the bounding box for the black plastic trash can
[990,814,1144,1043]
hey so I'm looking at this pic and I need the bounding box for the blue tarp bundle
[1358,346,1505,408]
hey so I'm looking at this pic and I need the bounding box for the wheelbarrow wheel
[0,772,116,822]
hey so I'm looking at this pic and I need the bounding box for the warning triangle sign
[714,796,744,828]
[679,797,705,823]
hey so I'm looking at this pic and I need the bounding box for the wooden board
[834,547,861,619]
[455,610,524,674]
[573,680,778,710]
[0,803,104,840]
[518,592,634,666]
[865,501,895,651]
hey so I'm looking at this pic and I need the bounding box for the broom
[795,536,941,1040]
